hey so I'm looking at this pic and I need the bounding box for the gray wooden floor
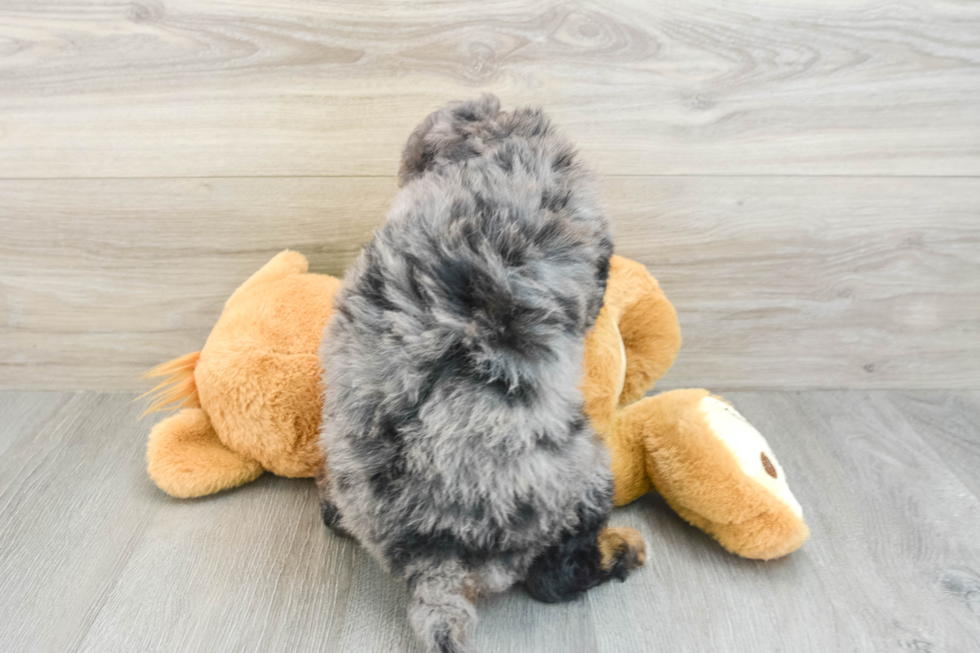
[2,391,979,652]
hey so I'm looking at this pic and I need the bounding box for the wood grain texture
[2,176,977,390]
[1,1,978,389]
[0,390,70,458]
[2,390,979,652]
[0,0,978,177]
[882,390,980,500]
[0,393,158,653]
[588,390,980,652]
[616,176,980,390]
[0,176,397,390]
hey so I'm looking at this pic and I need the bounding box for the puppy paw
[598,526,646,579]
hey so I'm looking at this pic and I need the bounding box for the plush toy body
[145,251,808,559]
[144,251,333,495]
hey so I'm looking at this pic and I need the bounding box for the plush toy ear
[224,249,309,309]
[146,408,263,498]
[607,257,682,406]
[581,256,682,426]
[398,95,501,186]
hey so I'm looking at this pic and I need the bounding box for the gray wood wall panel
[0,1,978,177]
[1,0,978,389]
[2,177,977,390]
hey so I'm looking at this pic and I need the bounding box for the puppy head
[398,94,502,186]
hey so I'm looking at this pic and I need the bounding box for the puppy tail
[407,565,478,653]
[398,94,501,187]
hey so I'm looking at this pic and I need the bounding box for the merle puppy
[317,95,645,653]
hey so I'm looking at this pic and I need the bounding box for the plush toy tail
[138,351,201,417]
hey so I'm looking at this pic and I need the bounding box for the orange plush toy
[581,257,808,560]
[144,250,808,560]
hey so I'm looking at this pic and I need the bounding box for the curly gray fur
[318,95,618,653]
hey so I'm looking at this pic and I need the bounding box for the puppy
[317,95,645,653]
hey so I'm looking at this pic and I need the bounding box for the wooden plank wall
[1,0,978,390]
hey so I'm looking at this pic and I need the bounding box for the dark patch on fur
[431,256,481,314]
[511,501,538,530]
[334,471,354,493]
[531,411,587,452]
[552,150,575,171]
[455,106,479,123]
[364,418,408,500]
[335,302,354,323]
[403,254,427,303]
[319,499,353,538]
[385,511,541,576]
[523,523,606,602]
[360,244,397,312]
[493,149,514,173]
[596,255,610,286]
[523,487,616,603]
[554,294,582,333]
[320,499,342,528]
[567,412,587,436]
[387,527,506,574]
[541,189,571,212]
[595,237,613,285]
[433,624,459,653]
[483,374,537,406]
[447,498,487,523]
[584,237,614,327]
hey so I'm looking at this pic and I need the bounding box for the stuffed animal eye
[761,452,777,478]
